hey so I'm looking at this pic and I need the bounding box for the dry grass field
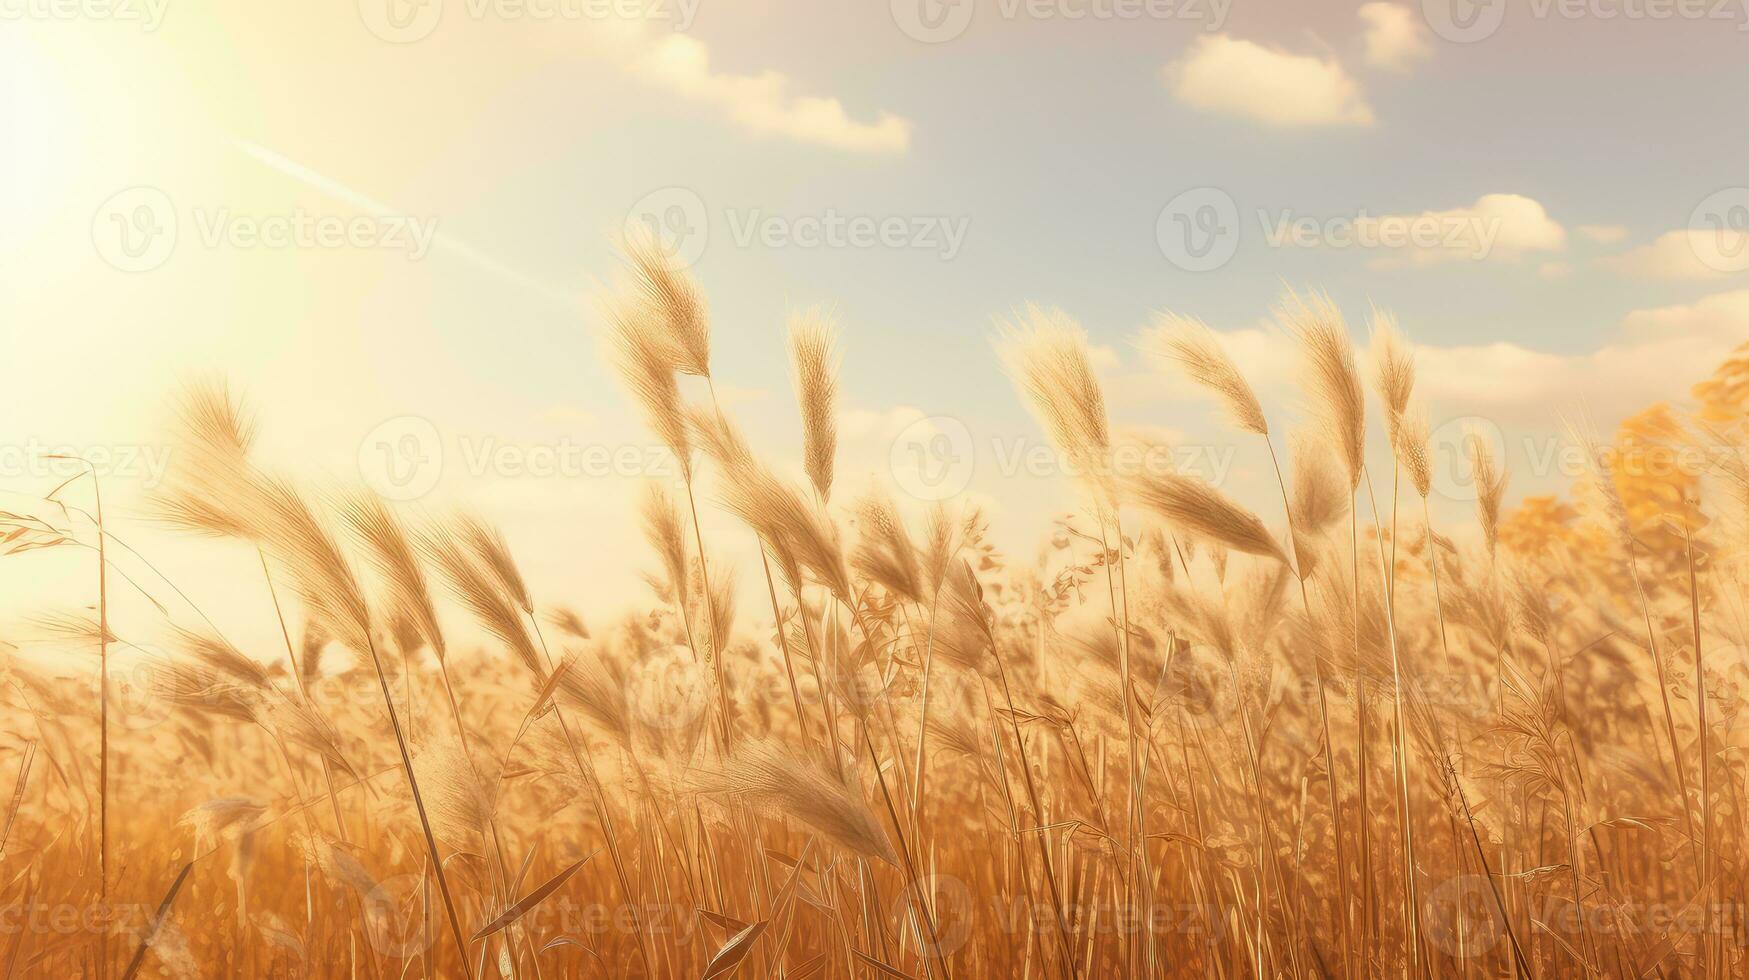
[4,240,1749,977]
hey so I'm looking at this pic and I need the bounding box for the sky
[2,0,1748,655]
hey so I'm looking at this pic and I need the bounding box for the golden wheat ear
[787,307,841,503]
[422,522,545,680]
[619,228,712,378]
[1144,311,1268,436]
[340,491,447,662]
[996,306,1113,500]
[457,514,533,615]
[1280,289,1366,491]
[548,605,591,640]
[602,291,692,478]
[688,741,899,866]
[152,377,264,539]
[1120,463,1287,564]
[1467,429,1508,559]
[851,490,923,603]
[639,482,693,604]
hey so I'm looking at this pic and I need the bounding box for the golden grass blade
[120,861,193,980]
[1122,466,1287,563]
[0,743,35,862]
[470,851,596,941]
[701,920,770,980]
[853,949,921,979]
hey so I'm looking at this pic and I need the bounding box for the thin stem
[359,635,474,978]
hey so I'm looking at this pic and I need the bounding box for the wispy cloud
[1578,224,1630,244]
[1166,35,1375,128]
[1599,229,1748,281]
[609,29,912,154]
[1255,193,1566,266]
[1358,2,1430,73]
[1366,193,1566,267]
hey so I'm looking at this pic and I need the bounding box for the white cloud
[1358,2,1431,73]
[1166,35,1375,128]
[1578,224,1630,244]
[1413,294,1749,425]
[1599,229,1747,281]
[1405,193,1565,264]
[1538,261,1572,279]
[1134,290,1749,431]
[625,34,911,154]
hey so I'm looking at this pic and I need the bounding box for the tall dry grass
[4,249,1749,977]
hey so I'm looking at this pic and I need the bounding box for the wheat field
[3,240,1748,978]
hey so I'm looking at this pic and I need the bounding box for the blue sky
[3,0,1747,642]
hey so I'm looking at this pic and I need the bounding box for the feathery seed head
[1145,312,1268,436]
[1280,290,1365,491]
[788,308,840,502]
